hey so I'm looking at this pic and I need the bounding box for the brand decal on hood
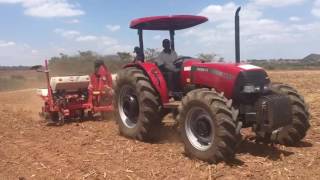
[191,66,234,80]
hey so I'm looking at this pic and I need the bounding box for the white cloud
[106,24,120,32]
[153,35,162,40]
[0,0,84,18]
[199,2,262,22]
[54,29,119,46]
[53,28,120,46]
[54,28,80,38]
[0,0,22,3]
[65,18,80,24]
[312,0,320,17]
[289,16,301,21]
[62,30,80,38]
[251,0,306,7]
[101,36,118,46]
[52,28,131,55]
[76,35,97,42]
[182,2,320,60]
[0,40,15,47]
[31,49,38,54]
[57,47,65,52]
[0,41,47,65]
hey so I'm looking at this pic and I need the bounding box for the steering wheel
[173,56,192,68]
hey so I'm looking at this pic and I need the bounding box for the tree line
[47,50,222,75]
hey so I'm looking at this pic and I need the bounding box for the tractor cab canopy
[130,15,208,61]
[130,15,208,30]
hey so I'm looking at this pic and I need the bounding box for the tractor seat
[50,75,90,93]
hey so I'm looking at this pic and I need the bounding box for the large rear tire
[267,83,310,145]
[178,88,237,163]
[114,67,161,141]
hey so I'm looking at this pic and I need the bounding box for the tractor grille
[241,70,268,84]
[233,70,270,104]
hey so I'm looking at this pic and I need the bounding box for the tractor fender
[124,62,169,103]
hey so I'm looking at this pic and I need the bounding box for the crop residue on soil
[0,70,320,179]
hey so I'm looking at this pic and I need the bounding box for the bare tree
[144,48,160,61]
[117,52,133,62]
[218,57,225,63]
[198,53,218,62]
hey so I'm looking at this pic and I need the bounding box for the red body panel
[124,60,265,104]
[180,59,264,98]
[180,59,202,87]
[130,15,208,30]
[124,62,169,103]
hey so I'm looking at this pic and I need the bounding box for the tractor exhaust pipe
[235,7,241,63]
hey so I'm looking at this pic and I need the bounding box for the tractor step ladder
[163,101,181,109]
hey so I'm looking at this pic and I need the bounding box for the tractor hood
[183,60,264,78]
[181,59,268,98]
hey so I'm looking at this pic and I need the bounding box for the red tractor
[114,7,310,163]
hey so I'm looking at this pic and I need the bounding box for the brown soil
[0,70,319,179]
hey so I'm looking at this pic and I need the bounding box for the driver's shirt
[156,50,178,71]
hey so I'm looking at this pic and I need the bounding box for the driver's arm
[172,51,178,59]
[170,51,178,69]
[155,53,166,70]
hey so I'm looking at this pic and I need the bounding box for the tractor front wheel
[114,67,161,141]
[179,88,237,163]
[269,83,310,145]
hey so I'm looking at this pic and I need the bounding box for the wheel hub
[194,116,211,144]
[185,107,214,151]
[123,95,139,120]
[118,85,140,128]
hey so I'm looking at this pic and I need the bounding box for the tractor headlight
[263,83,270,91]
[243,84,260,93]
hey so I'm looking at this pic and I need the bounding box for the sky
[0,0,319,65]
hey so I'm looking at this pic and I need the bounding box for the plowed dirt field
[0,70,320,179]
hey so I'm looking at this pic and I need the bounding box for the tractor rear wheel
[178,88,237,163]
[114,67,161,141]
[269,83,310,145]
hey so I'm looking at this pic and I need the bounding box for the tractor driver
[156,39,178,72]
[156,39,179,93]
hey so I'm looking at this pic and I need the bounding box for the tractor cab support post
[138,29,145,62]
[235,6,241,64]
[170,30,175,51]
